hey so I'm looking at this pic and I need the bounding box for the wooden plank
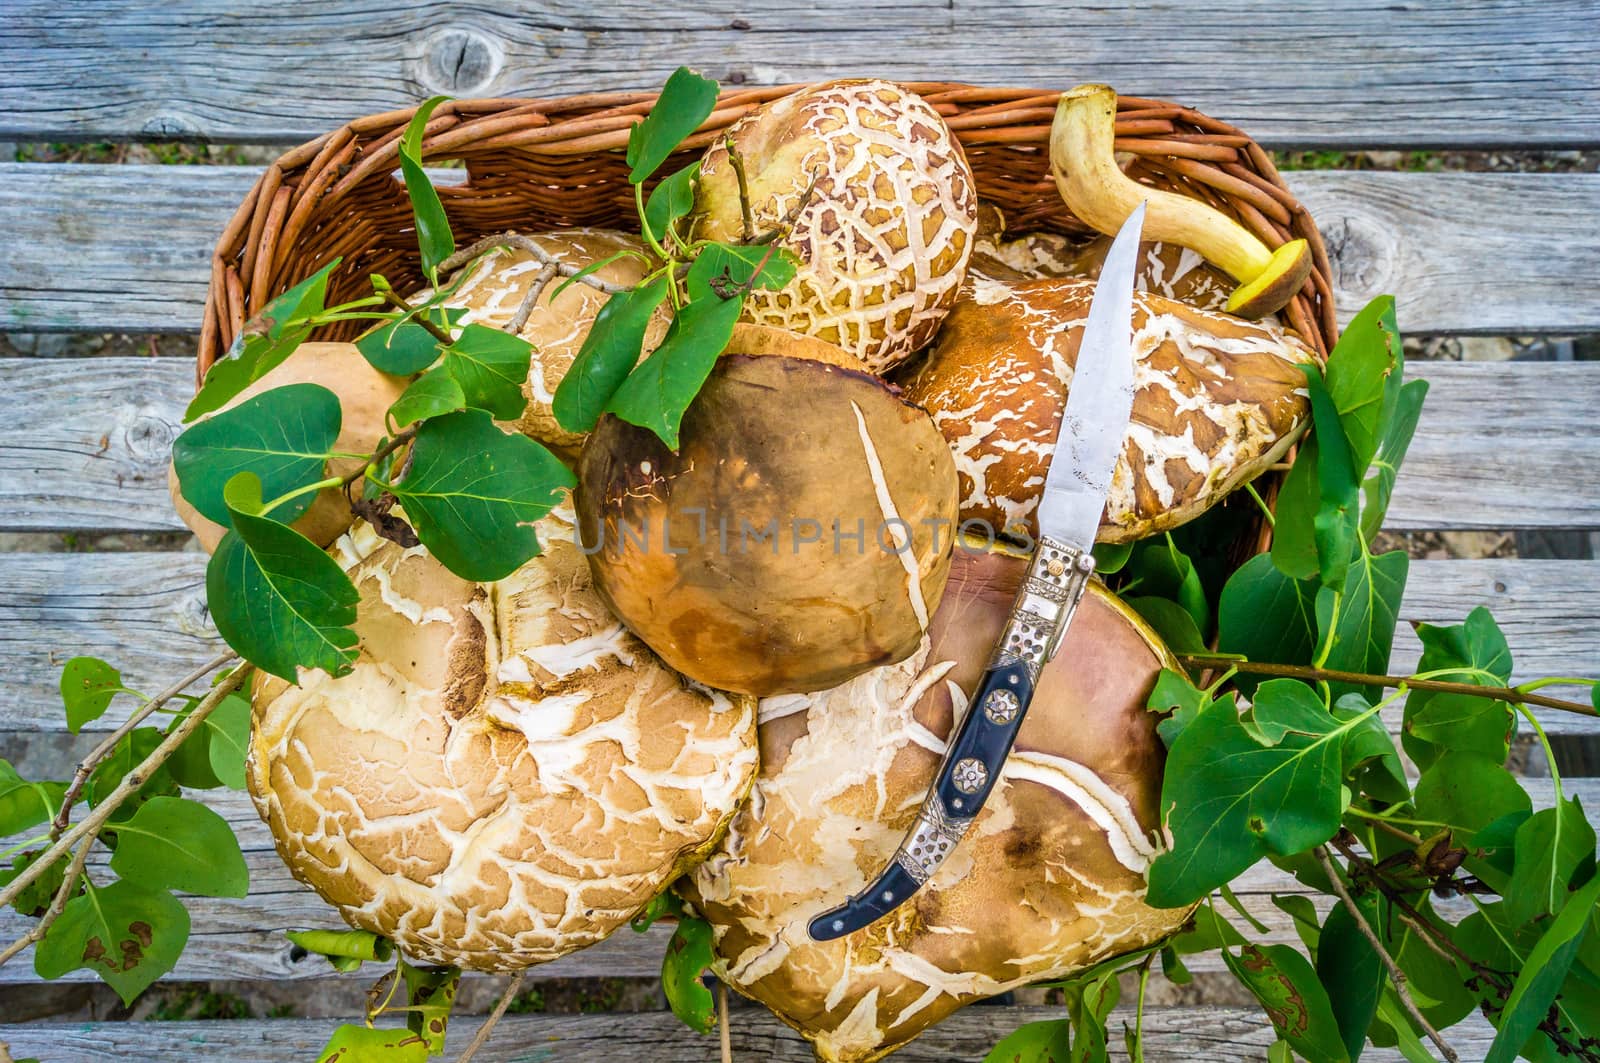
[4,359,1600,535]
[1,551,1596,731]
[3,165,1599,335]
[0,1008,1500,1061]
[2,1,1596,147]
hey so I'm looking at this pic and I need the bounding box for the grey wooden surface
[2,1,1598,148]
[0,1007,1502,1062]
[4,165,1599,335]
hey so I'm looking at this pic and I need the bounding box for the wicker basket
[196,83,1339,562]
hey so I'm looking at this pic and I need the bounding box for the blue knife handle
[807,535,1094,942]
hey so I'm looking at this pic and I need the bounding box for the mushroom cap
[169,341,405,553]
[681,545,1190,1063]
[692,79,978,374]
[247,507,759,971]
[575,329,959,697]
[432,229,666,452]
[901,276,1322,543]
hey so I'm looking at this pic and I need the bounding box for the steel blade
[1033,201,1144,551]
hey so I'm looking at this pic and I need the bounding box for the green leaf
[388,367,466,429]
[105,795,249,898]
[1222,943,1349,1063]
[204,694,252,791]
[1271,431,1320,580]
[627,67,719,183]
[1484,874,1600,1063]
[1092,541,1134,575]
[685,243,799,301]
[1402,607,1515,770]
[173,382,342,527]
[1375,992,1444,1063]
[983,1019,1073,1062]
[1324,295,1401,475]
[2,847,75,919]
[207,473,360,682]
[355,308,461,375]
[1413,751,1532,836]
[631,889,684,932]
[1147,680,1375,907]
[0,764,66,839]
[644,161,701,246]
[604,292,743,448]
[1316,547,1408,701]
[1148,668,1210,748]
[1217,554,1320,697]
[1359,378,1428,542]
[1302,366,1360,593]
[1506,797,1597,928]
[165,698,223,791]
[1125,596,1206,654]
[661,909,716,1034]
[399,96,456,279]
[34,879,189,1004]
[1335,693,1409,804]
[1318,897,1385,1061]
[1126,536,1210,636]
[1061,968,1120,1063]
[186,260,340,421]
[88,727,177,816]
[60,656,122,734]
[315,1024,429,1063]
[442,323,533,419]
[400,961,461,1054]
[287,928,393,965]
[384,411,574,582]
[551,276,670,434]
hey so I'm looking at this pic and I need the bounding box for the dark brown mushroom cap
[902,276,1322,543]
[682,545,1190,1063]
[575,331,958,697]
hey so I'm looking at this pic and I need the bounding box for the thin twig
[0,835,93,967]
[51,651,238,838]
[343,425,421,492]
[718,980,733,1063]
[378,288,455,345]
[1177,654,1596,717]
[506,263,559,335]
[439,233,626,293]
[455,970,526,1063]
[745,171,820,246]
[1314,846,1460,1063]
[0,665,251,921]
[725,138,756,242]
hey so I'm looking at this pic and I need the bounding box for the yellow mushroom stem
[1049,83,1313,319]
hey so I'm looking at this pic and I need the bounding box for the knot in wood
[124,413,176,468]
[420,29,502,96]
[1322,213,1397,308]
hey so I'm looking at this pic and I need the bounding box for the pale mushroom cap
[247,507,759,971]
[682,547,1191,1063]
[693,79,979,374]
[575,332,959,698]
[433,229,666,452]
[169,341,405,553]
[903,277,1322,544]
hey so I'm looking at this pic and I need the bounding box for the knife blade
[807,201,1146,942]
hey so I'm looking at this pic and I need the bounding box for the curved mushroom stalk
[1049,84,1313,319]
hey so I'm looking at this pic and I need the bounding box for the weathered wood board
[3,164,1598,334]
[3,0,1597,147]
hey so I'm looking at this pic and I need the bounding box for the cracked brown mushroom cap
[575,326,959,697]
[692,79,979,374]
[168,342,406,553]
[1049,84,1313,319]
[902,276,1321,543]
[427,229,667,453]
[681,545,1191,1063]
[247,507,759,971]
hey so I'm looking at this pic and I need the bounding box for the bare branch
[440,233,626,294]
[725,137,756,242]
[718,980,733,1063]
[0,664,252,922]
[52,651,238,839]
[454,970,526,1063]
[506,263,559,336]
[1177,654,1596,718]
[0,836,92,967]
[745,171,820,247]
[378,287,454,345]
[1314,846,1460,1063]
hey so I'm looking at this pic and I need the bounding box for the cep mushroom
[901,276,1321,543]
[1050,84,1313,319]
[692,79,979,374]
[248,506,759,971]
[169,342,406,553]
[575,326,959,697]
[426,229,666,453]
[682,544,1191,1063]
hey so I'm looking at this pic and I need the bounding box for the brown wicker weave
[197,83,1336,378]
